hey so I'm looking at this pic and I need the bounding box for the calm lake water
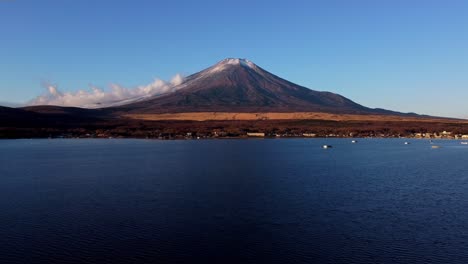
[1,138,468,263]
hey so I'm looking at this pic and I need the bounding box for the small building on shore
[247,132,265,137]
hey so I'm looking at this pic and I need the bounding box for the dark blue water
[1,139,468,264]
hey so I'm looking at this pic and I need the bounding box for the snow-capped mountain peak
[115,57,371,114]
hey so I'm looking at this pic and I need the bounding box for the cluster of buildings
[244,131,468,139]
[413,131,468,139]
[50,129,468,140]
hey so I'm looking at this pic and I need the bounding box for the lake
[1,138,468,263]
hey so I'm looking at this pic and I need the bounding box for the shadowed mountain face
[0,106,105,128]
[0,106,39,122]
[115,58,373,114]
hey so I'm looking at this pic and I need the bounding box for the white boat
[351,140,357,143]
[322,145,332,149]
[404,142,410,145]
[461,142,468,145]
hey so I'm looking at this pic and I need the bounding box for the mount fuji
[113,58,390,115]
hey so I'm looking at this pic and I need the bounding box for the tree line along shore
[2,119,468,139]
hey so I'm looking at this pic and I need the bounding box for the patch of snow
[206,58,257,74]
[221,58,256,68]
[239,59,256,69]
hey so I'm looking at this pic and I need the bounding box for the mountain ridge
[112,58,385,115]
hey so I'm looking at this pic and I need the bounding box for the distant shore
[2,118,468,140]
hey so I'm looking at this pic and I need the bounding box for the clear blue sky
[1,0,468,117]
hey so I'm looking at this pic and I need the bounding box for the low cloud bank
[28,74,184,108]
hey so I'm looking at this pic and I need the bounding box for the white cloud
[27,74,184,108]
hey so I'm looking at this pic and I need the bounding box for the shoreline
[1,135,466,140]
[2,117,468,140]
